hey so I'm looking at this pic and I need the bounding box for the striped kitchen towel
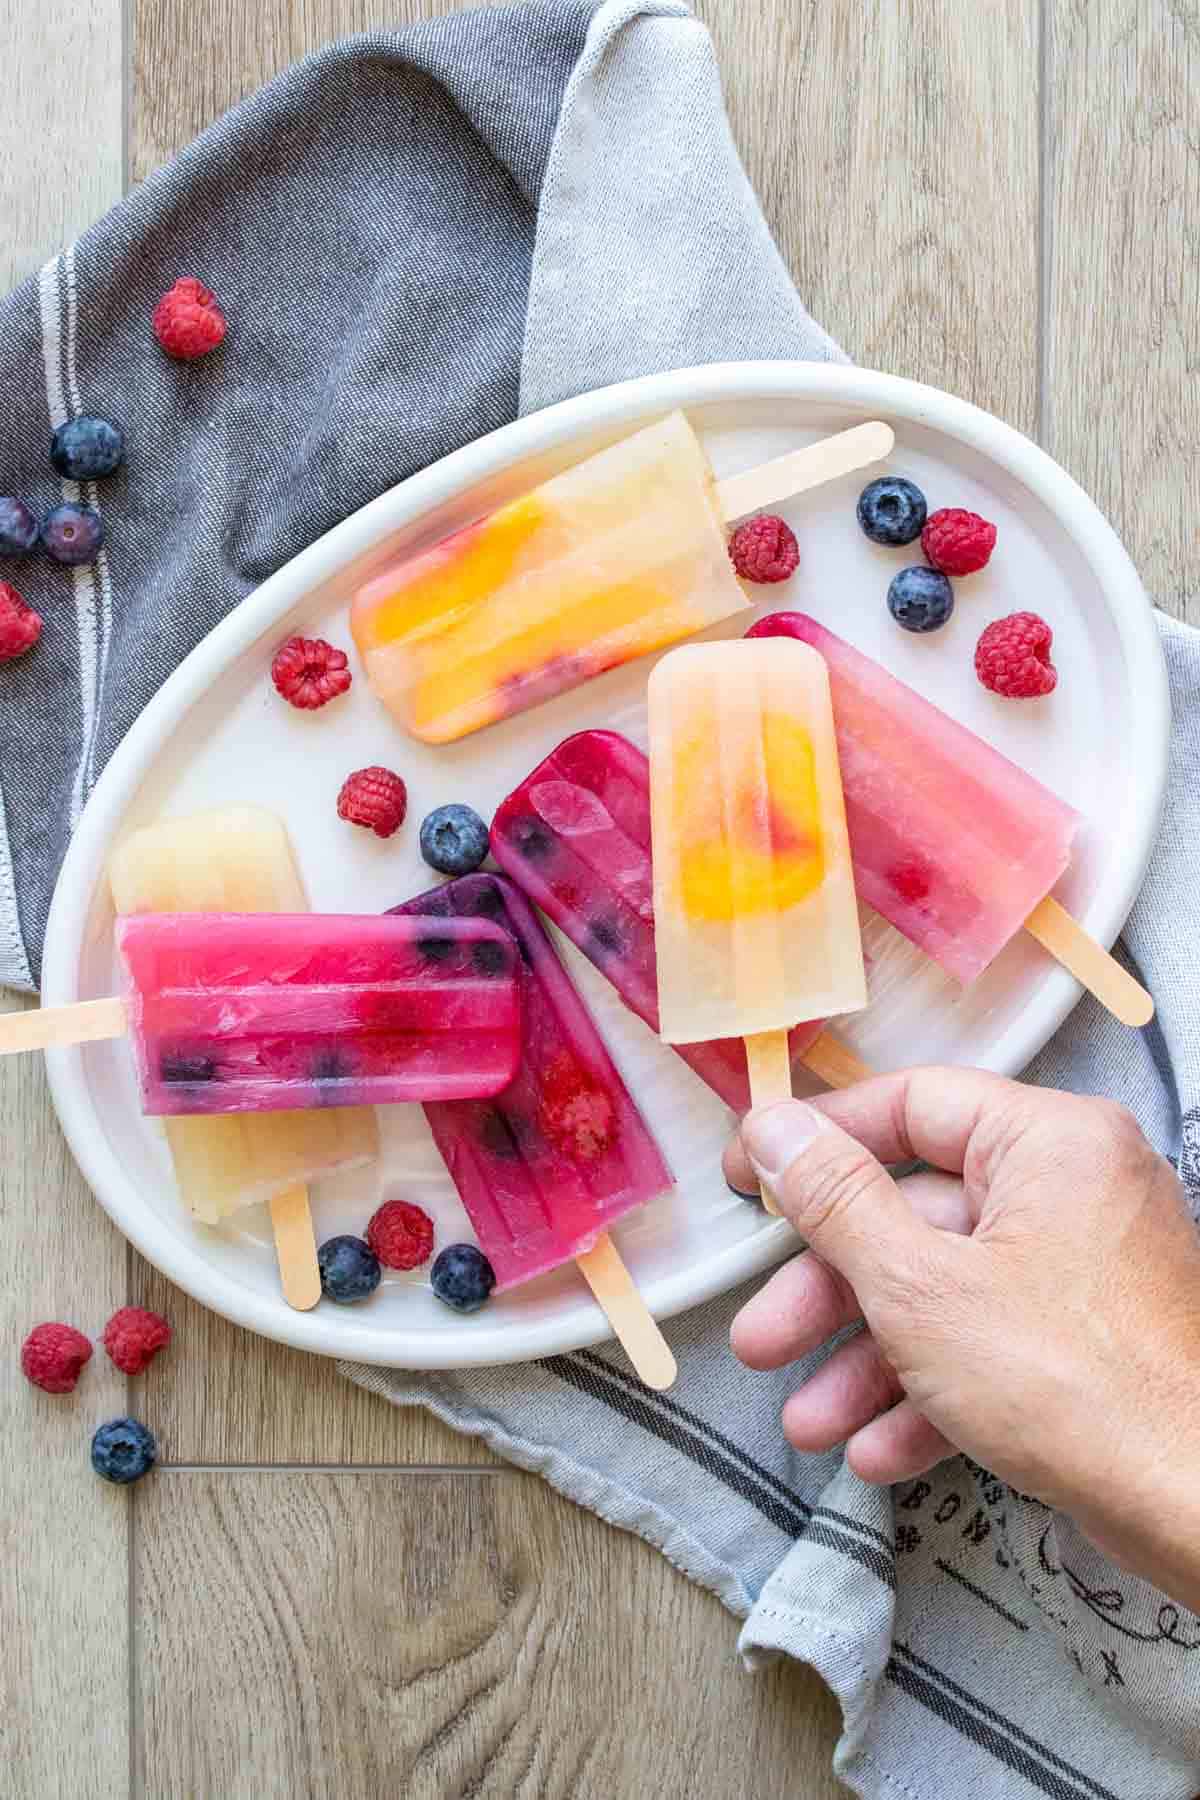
[1,4,1196,1795]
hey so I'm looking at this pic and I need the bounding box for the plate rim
[40,359,1170,1367]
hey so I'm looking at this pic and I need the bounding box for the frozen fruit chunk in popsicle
[648,639,867,1044]
[109,807,379,1221]
[351,411,747,744]
[392,873,671,1290]
[491,729,823,1111]
[116,911,521,1116]
[747,612,1081,983]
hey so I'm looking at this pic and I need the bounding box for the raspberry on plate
[271,635,352,710]
[153,277,227,360]
[21,1322,93,1393]
[337,766,408,838]
[975,611,1058,698]
[366,1199,435,1270]
[102,1306,172,1375]
[0,583,42,663]
[728,513,799,583]
[922,507,997,576]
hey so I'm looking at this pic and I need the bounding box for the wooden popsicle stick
[800,1030,873,1089]
[1023,896,1154,1028]
[744,1028,795,1216]
[576,1233,677,1390]
[269,1185,322,1312]
[716,420,895,522]
[0,993,127,1053]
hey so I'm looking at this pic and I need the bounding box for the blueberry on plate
[887,566,955,633]
[419,804,490,876]
[0,497,40,555]
[857,476,928,546]
[50,415,126,481]
[431,1243,496,1313]
[317,1235,381,1304]
[42,502,104,566]
[91,1417,157,1485]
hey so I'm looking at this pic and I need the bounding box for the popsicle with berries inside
[114,910,521,1114]
[351,412,894,743]
[395,873,677,1389]
[491,730,871,1100]
[747,613,1152,1026]
[110,807,377,1310]
[648,639,868,1203]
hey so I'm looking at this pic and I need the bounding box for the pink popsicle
[117,911,521,1116]
[747,613,1082,983]
[490,730,824,1111]
[393,873,672,1291]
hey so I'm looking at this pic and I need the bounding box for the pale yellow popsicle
[108,807,378,1224]
[647,639,868,1045]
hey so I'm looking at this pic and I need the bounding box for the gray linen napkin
[2,4,1197,1795]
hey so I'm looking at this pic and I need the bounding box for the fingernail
[743,1101,826,1182]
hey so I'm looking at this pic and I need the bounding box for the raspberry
[0,583,42,663]
[975,612,1058,698]
[21,1322,93,1393]
[366,1199,435,1270]
[728,514,800,583]
[922,507,997,577]
[153,277,227,360]
[271,635,352,710]
[102,1306,172,1375]
[337,766,407,838]
[538,1053,615,1161]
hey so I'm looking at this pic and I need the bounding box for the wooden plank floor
[2,1,1196,1794]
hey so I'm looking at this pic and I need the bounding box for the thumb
[742,1099,941,1295]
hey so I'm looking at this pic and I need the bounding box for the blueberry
[311,1049,351,1087]
[160,1052,217,1084]
[420,804,490,876]
[417,934,455,963]
[887,566,955,633]
[317,1235,381,1304]
[0,497,39,555]
[588,917,623,956]
[91,1417,157,1485]
[857,476,928,546]
[466,881,505,920]
[431,1243,496,1313]
[508,816,554,861]
[50,414,125,481]
[471,939,509,978]
[479,1108,522,1159]
[42,502,104,565]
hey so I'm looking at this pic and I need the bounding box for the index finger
[727,1066,1039,1183]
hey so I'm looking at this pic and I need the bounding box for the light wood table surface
[2,2,1196,1794]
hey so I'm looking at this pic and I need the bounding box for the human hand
[727,1071,1200,1605]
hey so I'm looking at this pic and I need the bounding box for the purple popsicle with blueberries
[490,730,825,1112]
[393,873,672,1291]
[117,910,521,1115]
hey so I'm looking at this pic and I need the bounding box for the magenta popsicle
[490,730,824,1110]
[117,911,522,1116]
[393,873,672,1291]
[746,613,1082,983]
